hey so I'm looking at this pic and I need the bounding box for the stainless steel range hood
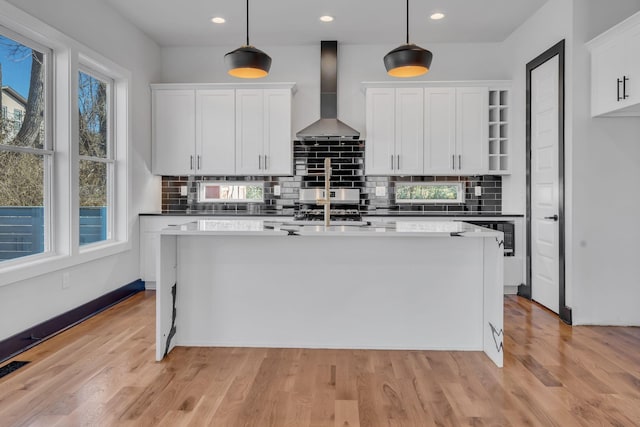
[296,41,360,140]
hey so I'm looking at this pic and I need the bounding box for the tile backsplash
[161,139,501,215]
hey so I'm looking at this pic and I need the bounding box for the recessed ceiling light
[319,15,334,22]
[430,12,445,20]
[211,17,226,24]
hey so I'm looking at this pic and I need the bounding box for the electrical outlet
[62,272,70,289]
[273,185,281,196]
[375,186,387,197]
[475,186,482,197]
[180,186,188,196]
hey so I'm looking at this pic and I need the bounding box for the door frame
[518,39,572,325]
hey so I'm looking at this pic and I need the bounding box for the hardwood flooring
[1,292,639,426]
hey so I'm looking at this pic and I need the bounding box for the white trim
[150,82,297,92]
[0,0,132,285]
[361,80,512,92]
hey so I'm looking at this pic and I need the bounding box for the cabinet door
[235,89,264,175]
[624,21,640,108]
[263,89,292,175]
[424,88,456,174]
[152,90,196,175]
[456,87,488,175]
[394,88,424,175]
[591,36,626,116]
[196,89,236,175]
[365,88,396,175]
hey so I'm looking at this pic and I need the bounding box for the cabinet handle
[391,155,394,170]
[623,76,629,100]
[617,78,623,101]
[452,154,455,170]
[397,155,400,170]
[258,155,262,170]
[264,155,268,170]
[197,155,201,170]
[458,155,462,170]
[190,155,194,170]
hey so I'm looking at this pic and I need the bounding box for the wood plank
[0,293,639,426]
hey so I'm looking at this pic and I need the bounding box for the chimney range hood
[296,41,360,140]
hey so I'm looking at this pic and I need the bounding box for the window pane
[79,160,108,245]
[78,71,108,158]
[0,34,46,149]
[396,183,464,204]
[197,182,264,203]
[0,150,45,261]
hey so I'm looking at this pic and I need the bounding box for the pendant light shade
[384,0,433,78]
[225,0,271,78]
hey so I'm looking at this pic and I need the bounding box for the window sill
[0,239,131,287]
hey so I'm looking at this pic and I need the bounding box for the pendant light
[225,0,271,78]
[384,0,433,78]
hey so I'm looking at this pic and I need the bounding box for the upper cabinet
[236,89,292,176]
[365,88,424,175]
[365,83,495,176]
[151,83,295,176]
[589,11,640,117]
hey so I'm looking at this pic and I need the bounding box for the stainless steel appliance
[295,188,362,223]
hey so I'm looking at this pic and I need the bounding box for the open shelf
[488,89,509,174]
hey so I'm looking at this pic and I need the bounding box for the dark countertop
[140,212,524,218]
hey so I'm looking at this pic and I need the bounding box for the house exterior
[1,85,26,140]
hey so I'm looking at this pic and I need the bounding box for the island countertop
[160,219,504,238]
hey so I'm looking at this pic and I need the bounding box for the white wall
[571,0,640,325]
[161,42,509,137]
[0,0,161,339]
[503,0,640,324]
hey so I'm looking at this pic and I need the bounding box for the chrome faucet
[316,157,331,227]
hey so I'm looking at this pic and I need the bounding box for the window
[78,69,113,246]
[197,182,264,203]
[395,182,465,204]
[0,30,51,262]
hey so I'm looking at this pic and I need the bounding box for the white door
[263,89,292,175]
[196,89,236,175]
[424,87,456,174]
[152,89,195,175]
[394,88,424,175]
[365,88,396,175]
[531,56,560,314]
[235,89,264,175]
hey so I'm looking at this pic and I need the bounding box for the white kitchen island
[156,220,505,367]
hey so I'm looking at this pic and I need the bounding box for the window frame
[0,4,132,287]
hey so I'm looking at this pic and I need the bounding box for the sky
[0,34,33,99]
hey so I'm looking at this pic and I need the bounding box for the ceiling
[103,0,549,47]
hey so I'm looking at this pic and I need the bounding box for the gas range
[295,188,362,222]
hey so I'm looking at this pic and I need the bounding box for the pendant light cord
[406,0,409,44]
[246,0,250,46]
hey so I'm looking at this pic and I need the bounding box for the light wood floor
[1,292,639,426]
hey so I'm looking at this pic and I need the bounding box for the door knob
[544,214,559,221]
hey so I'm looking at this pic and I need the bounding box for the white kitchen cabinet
[423,87,488,175]
[235,89,292,176]
[365,87,423,175]
[589,11,640,117]
[152,89,235,175]
[152,83,295,176]
[196,90,236,175]
[152,89,196,175]
[424,88,456,174]
[455,87,488,175]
